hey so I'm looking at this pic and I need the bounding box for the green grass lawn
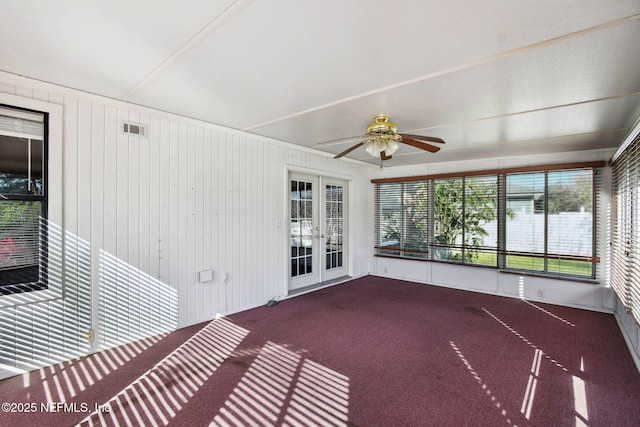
[506,255,593,276]
[460,251,593,277]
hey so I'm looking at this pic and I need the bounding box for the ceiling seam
[121,0,252,101]
[384,128,630,157]
[407,92,640,133]
[243,13,640,132]
[312,92,640,148]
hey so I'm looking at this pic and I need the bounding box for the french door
[288,173,348,291]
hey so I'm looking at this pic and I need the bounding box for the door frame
[284,165,353,296]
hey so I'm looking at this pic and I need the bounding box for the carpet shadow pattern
[0,275,639,426]
[224,276,640,426]
[210,341,350,426]
[77,317,249,426]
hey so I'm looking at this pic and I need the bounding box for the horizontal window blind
[505,169,598,276]
[432,178,464,261]
[464,175,499,266]
[372,161,602,278]
[0,201,41,269]
[375,181,429,258]
[611,132,640,324]
[0,106,44,139]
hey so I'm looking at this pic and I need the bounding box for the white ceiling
[2,0,639,166]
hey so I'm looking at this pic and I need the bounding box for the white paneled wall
[0,73,373,376]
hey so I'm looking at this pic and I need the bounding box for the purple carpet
[1,275,639,426]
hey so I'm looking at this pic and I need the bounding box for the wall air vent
[121,121,147,137]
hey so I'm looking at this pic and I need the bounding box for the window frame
[504,168,598,278]
[372,161,604,280]
[0,94,62,306]
[374,181,430,259]
[0,106,49,295]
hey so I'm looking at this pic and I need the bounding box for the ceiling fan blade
[380,151,392,161]
[315,135,368,148]
[401,138,441,153]
[399,133,445,144]
[334,141,365,158]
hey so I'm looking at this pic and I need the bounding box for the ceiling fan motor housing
[366,114,397,135]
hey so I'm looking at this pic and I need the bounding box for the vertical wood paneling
[91,104,105,347]
[158,118,170,286]
[168,120,180,320]
[220,133,230,312]
[76,100,92,350]
[202,129,213,317]
[210,131,222,315]
[116,109,130,342]
[195,127,205,319]
[138,114,151,329]
[0,77,374,375]
[186,125,197,322]
[249,138,258,306]
[128,111,141,339]
[100,106,118,347]
[63,97,79,352]
[148,116,160,281]
[177,123,188,324]
[235,136,244,307]
[256,140,266,303]
[149,116,163,326]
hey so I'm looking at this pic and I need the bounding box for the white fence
[482,211,592,255]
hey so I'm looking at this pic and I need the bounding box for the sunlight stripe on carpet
[77,317,248,426]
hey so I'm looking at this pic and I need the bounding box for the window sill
[498,269,599,285]
[0,286,62,308]
[375,254,600,284]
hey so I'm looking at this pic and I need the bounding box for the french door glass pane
[290,180,313,277]
[325,184,344,270]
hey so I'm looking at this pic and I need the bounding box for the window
[611,132,640,324]
[432,178,463,261]
[375,181,429,258]
[372,162,602,279]
[432,175,499,265]
[0,106,47,295]
[506,169,596,277]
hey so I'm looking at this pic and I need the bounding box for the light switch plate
[198,269,213,283]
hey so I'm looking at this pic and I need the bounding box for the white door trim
[283,165,353,296]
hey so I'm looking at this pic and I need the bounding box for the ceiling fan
[317,114,445,161]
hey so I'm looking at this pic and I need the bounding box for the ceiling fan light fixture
[364,136,399,157]
[385,139,399,155]
[373,138,387,154]
[364,139,380,156]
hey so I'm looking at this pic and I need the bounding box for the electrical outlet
[537,289,545,298]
